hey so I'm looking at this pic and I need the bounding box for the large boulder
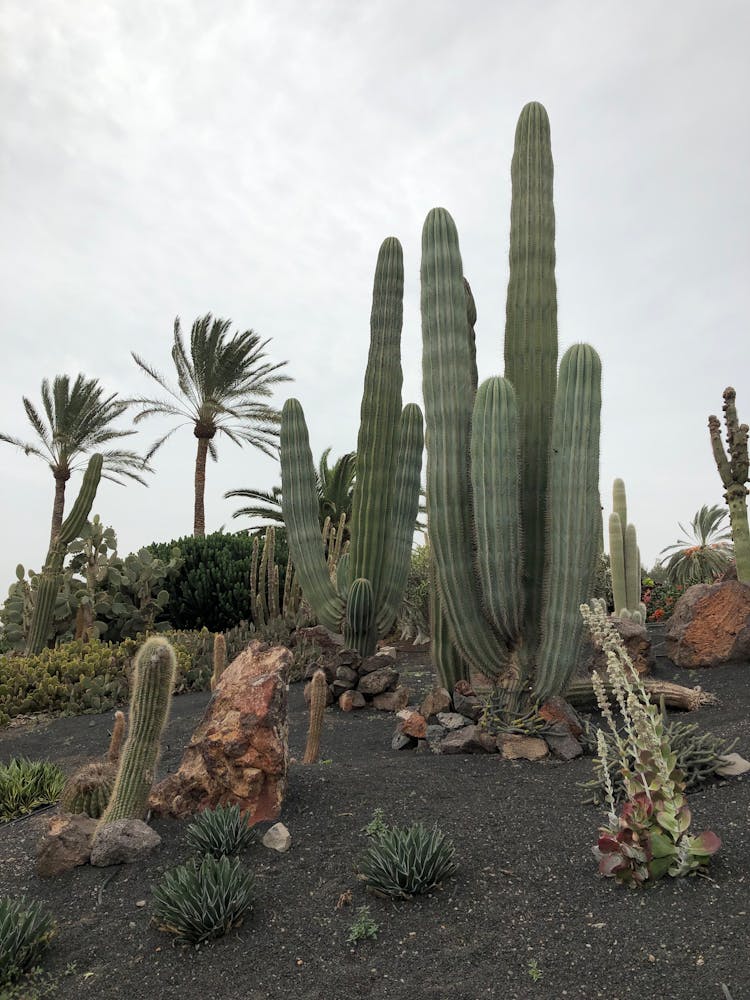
[664,580,750,668]
[150,642,291,824]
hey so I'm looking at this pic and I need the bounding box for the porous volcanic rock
[664,580,750,668]
[36,813,97,877]
[90,818,161,867]
[149,641,291,824]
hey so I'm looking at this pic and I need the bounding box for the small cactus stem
[332,513,347,564]
[257,532,270,624]
[250,535,260,621]
[269,564,280,619]
[107,711,126,764]
[211,632,227,692]
[265,526,276,615]
[624,523,640,610]
[98,636,176,824]
[254,593,267,628]
[26,453,103,655]
[302,668,328,764]
[282,556,294,616]
[344,577,377,657]
[321,516,332,553]
[709,387,750,583]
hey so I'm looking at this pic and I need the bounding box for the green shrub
[0,759,66,822]
[186,803,256,858]
[346,905,379,945]
[358,819,457,899]
[0,897,55,988]
[152,855,254,944]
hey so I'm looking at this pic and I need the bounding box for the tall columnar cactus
[281,237,424,656]
[421,102,602,702]
[98,636,176,824]
[26,453,103,655]
[608,478,646,623]
[709,387,750,583]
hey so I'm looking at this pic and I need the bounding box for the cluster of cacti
[59,710,126,817]
[25,454,103,655]
[281,237,424,656]
[302,668,328,764]
[709,387,749,583]
[97,636,176,824]
[608,478,646,623]
[422,102,602,702]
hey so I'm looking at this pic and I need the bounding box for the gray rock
[335,665,359,684]
[360,654,396,675]
[90,819,161,867]
[391,731,417,750]
[36,813,97,878]
[716,752,750,777]
[426,724,447,753]
[371,687,411,712]
[440,725,496,754]
[262,822,292,852]
[544,731,583,761]
[358,665,399,696]
[436,711,472,730]
[452,691,483,722]
[332,678,356,698]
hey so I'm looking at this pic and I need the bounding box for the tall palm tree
[225,448,356,529]
[0,374,151,545]
[659,504,734,586]
[131,314,291,537]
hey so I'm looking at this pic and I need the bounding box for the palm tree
[0,374,151,545]
[225,448,356,530]
[131,314,291,537]
[659,504,734,586]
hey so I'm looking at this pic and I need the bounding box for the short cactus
[210,633,227,692]
[59,710,126,818]
[302,668,328,764]
[709,387,750,583]
[98,636,176,824]
[608,479,646,623]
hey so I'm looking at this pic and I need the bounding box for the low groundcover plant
[580,601,720,888]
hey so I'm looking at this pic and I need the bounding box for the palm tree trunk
[194,435,210,537]
[50,474,68,546]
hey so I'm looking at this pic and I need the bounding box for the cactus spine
[608,478,646,623]
[98,636,176,824]
[709,387,750,583]
[26,453,103,655]
[302,668,328,764]
[281,238,424,656]
[421,102,602,701]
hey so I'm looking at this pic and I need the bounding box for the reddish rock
[36,813,97,877]
[357,665,399,696]
[420,687,452,719]
[399,710,427,740]
[371,687,411,712]
[150,642,291,825]
[440,725,496,754]
[581,617,653,677]
[664,580,750,668]
[453,679,476,696]
[339,689,366,711]
[498,734,549,761]
[538,696,584,738]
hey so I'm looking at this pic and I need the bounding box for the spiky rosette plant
[421,102,601,701]
[709,386,749,583]
[358,819,457,899]
[186,803,255,858]
[281,238,423,656]
[152,855,253,944]
[25,453,103,654]
[609,478,646,623]
[0,896,55,987]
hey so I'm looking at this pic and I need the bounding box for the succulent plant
[210,632,227,692]
[0,758,66,822]
[421,103,601,701]
[0,896,56,987]
[357,820,457,899]
[709,386,750,583]
[608,478,646,623]
[302,668,328,764]
[59,710,126,818]
[185,803,255,858]
[281,238,424,656]
[152,855,254,944]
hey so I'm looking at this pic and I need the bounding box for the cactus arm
[624,523,641,611]
[280,398,345,633]
[421,206,510,679]
[429,559,469,689]
[503,102,558,657]
[535,343,601,702]
[344,577,376,657]
[336,551,351,598]
[612,478,628,538]
[609,512,627,615]
[349,237,405,612]
[375,403,424,637]
[26,453,103,655]
[470,377,522,643]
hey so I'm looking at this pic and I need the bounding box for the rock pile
[303,646,411,712]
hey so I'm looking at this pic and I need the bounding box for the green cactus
[281,238,424,656]
[26,454,103,655]
[709,387,750,583]
[421,102,601,702]
[608,478,646,623]
[97,636,176,824]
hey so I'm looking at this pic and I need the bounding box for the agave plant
[0,896,55,987]
[358,820,457,899]
[185,803,256,858]
[0,759,66,823]
[659,505,734,586]
[152,855,254,944]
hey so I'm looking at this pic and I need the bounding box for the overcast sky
[1,1,749,594]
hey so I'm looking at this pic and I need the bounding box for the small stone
[436,712,471,731]
[358,666,399,696]
[376,646,397,659]
[440,724,496,754]
[335,665,359,684]
[331,679,356,698]
[135,899,146,908]
[420,687,452,719]
[90,819,162,867]
[334,649,361,669]
[498,734,549,761]
[391,731,417,751]
[360,654,396,676]
[538,696,584,738]
[716,753,750,777]
[399,710,427,740]
[544,730,583,761]
[371,687,410,712]
[36,813,97,878]
[338,689,366,712]
[452,690,483,722]
[426,724,447,753]
[262,822,291,852]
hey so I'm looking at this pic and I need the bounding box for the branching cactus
[421,102,602,702]
[709,387,750,583]
[608,478,646,623]
[26,453,103,655]
[281,237,424,656]
[98,636,176,824]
